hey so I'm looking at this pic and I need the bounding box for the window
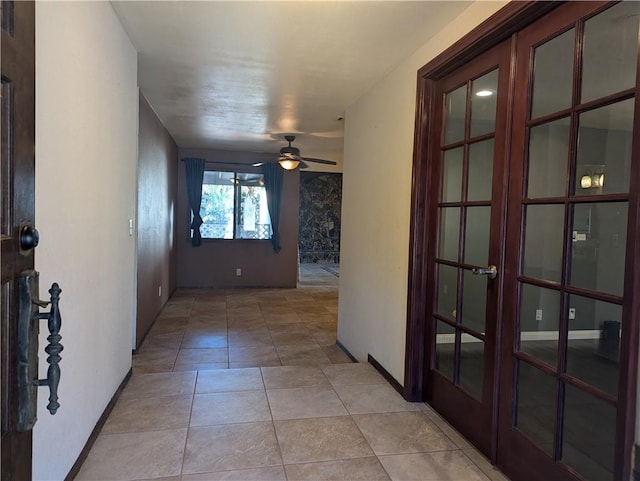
[195,171,272,240]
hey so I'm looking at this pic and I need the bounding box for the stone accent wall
[299,172,342,263]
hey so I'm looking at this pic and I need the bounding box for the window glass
[531,29,574,118]
[581,2,640,103]
[197,171,272,240]
[470,69,498,138]
[527,117,570,199]
[444,85,466,144]
[575,100,634,197]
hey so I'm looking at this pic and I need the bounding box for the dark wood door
[498,2,639,481]
[1,1,36,479]
[423,39,511,457]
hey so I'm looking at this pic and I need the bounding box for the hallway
[74,265,510,480]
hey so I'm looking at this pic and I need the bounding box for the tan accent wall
[136,93,178,347]
[177,148,299,288]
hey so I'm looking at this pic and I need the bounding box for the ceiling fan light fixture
[278,159,300,170]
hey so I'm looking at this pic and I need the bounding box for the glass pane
[566,295,621,397]
[459,333,483,401]
[435,321,455,380]
[570,202,628,297]
[519,284,561,366]
[515,361,556,455]
[467,139,494,201]
[575,100,634,196]
[562,385,616,481]
[444,85,466,144]
[437,264,458,321]
[531,29,574,118]
[442,147,464,202]
[527,117,570,198]
[200,181,234,239]
[470,69,498,137]
[464,206,491,267]
[439,207,460,261]
[461,270,486,334]
[582,2,640,103]
[238,185,271,240]
[523,204,564,283]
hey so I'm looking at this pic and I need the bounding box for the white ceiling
[111,1,472,167]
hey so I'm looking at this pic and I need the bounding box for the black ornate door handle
[17,271,63,432]
[35,282,63,415]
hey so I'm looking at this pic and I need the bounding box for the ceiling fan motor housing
[280,146,300,157]
[280,135,300,157]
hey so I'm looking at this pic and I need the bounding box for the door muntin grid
[513,4,637,479]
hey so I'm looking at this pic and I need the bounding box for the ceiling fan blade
[299,161,309,169]
[299,156,337,166]
[199,160,257,167]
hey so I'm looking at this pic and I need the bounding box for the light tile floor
[75,264,511,481]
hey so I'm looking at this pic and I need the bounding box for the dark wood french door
[408,2,640,481]
[499,2,639,481]
[422,40,511,456]
[1,1,36,479]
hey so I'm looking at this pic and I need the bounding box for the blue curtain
[262,163,284,253]
[184,157,205,247]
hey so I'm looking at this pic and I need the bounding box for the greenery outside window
[196,171,272,240]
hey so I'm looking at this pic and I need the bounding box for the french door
[423,40,511,456]
[409,2,640,481]
[499,2,640,481]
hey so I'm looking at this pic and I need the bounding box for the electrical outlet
[535,309,543,321]
[236,268,242,276]
[569,308,576,320]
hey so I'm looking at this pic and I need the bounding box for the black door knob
[20,224,39,251]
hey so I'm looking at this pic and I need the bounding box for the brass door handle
[472,265,498,279]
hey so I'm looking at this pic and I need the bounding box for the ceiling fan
[189,135,338,171]
[256,135,337,170]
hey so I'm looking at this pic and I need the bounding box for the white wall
[338,1,507,383]
[33,2,138,479]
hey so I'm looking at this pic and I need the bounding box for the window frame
[191,167,272,242]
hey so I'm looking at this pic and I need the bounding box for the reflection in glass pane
[566,295,621,397]
[527,117,570,198]
[471,69,498,138]
[442,147,464,202]
[435,321,455,380]
[437,264,458,321]
[531,29,574,119]
[467,139,494,201]
[570,202,627,297]
[515,361,556,455]
[519,284,560,366]
[461,270,486,334]
[464,206,491,267]
[459,333,483,401]
[582,1,640,103]
[575,100,634,196]
[523,204,564,282]
[444,85,467,144]
[439,207,460,261]
[562,385,615,481]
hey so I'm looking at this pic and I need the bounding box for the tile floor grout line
[179,369,199,478]
[258,366,288,478]
[459,448,498,481]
